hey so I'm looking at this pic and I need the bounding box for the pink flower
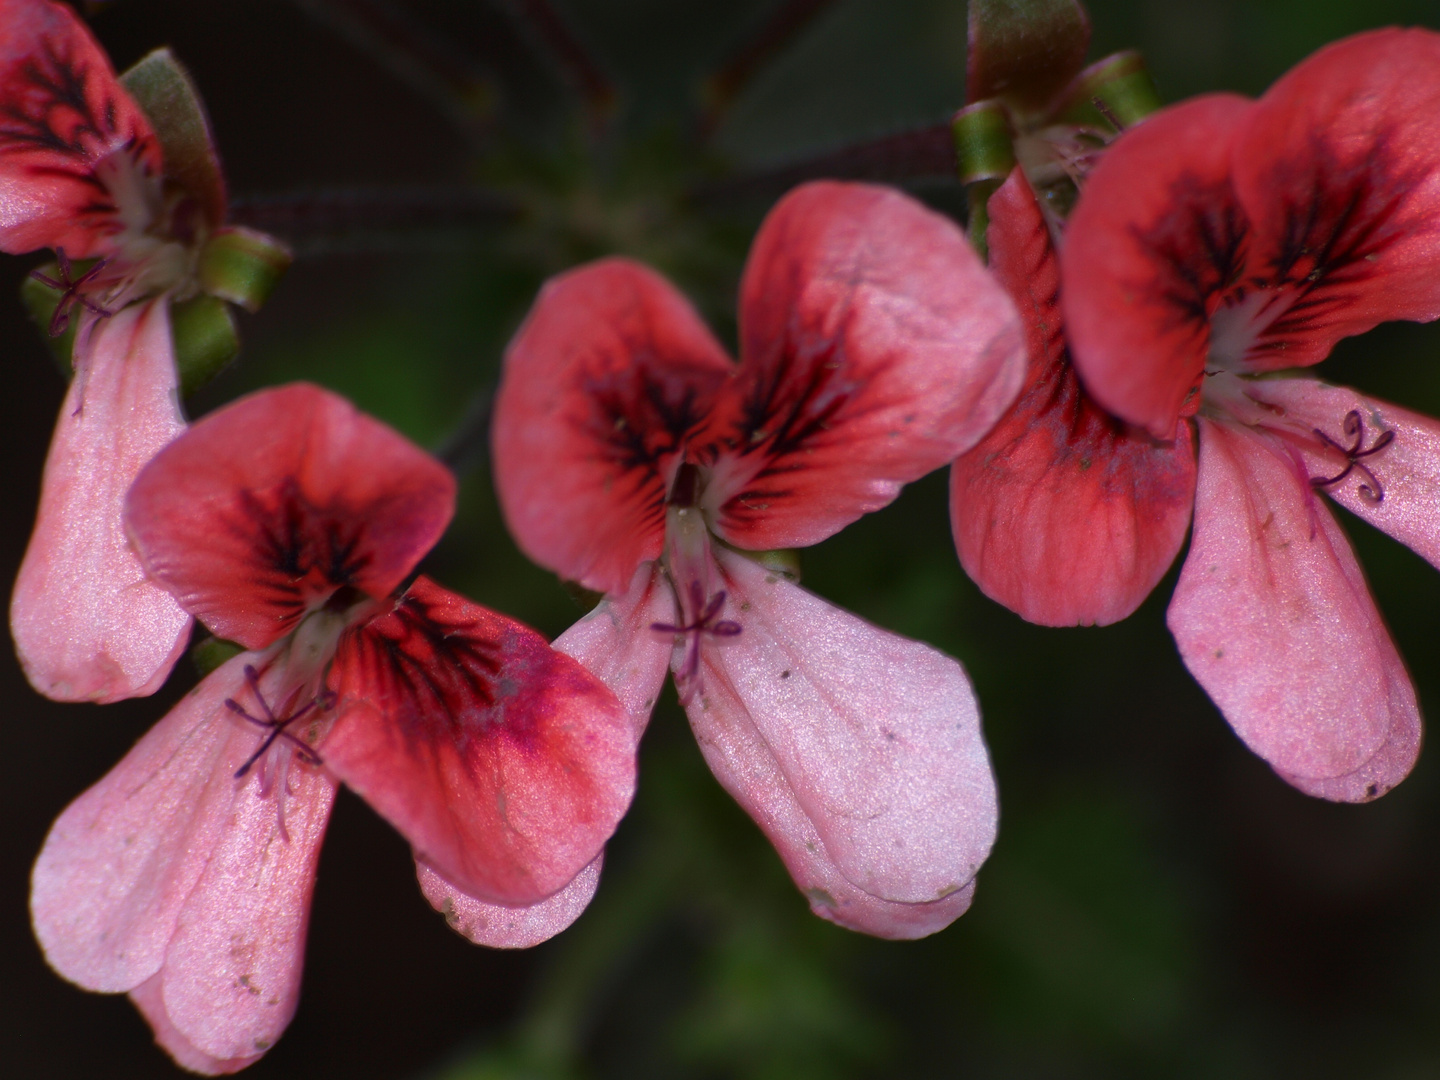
[956,29,1440,801]
[493,180,1027,939]
[31,383,635,1074]
[1,0,281,701]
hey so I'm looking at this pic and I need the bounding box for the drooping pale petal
[1242,376,1440,572]
[130,974,259,1076]
[704,180,1026,550]
[146,729,333,1066]
[493,258,733,595]
[688,548,996,907]
[1168,418,1419,798]
[551,560,676,738]
[32,656,253,992]
[1062,94,1251,437]
[11,298,191,702]
[31,649,337,1046]
[126,382,456,650]
[951,170,1196,626]
[0,0,163,256]
[1228,28,1440,371]
[417,855,602,949]
[323,576,635,906]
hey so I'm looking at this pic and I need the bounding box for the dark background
[6,1,1440,1076]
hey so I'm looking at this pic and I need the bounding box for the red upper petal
[1063,94,1252,436]
[323,576,636,906]
[1168,418,1420,800]
[704,180,1025,550]
[126,383,456,650]
[0,0,161,255]
[952,171,1196,626]
[493,258,733,595]
[10,299,191,701]
[1229,29,1440,370]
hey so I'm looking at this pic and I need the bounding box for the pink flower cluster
[8,0,1440,1073]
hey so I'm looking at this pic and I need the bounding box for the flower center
[654,462,743,704]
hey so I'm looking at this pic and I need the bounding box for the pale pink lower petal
[551,561,677,739]
[1169,418,1420,797]
[154,745,334,1063]
[32,655,258,992]
[1242,376,1440,571]
[417,855,602,949]
[691,548,997,907]
[11,299,191,702]
[33,649,337,1066]
[129,974,260,1076]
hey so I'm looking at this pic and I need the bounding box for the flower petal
[11,298,191,702]
[417,855,602,949]
[147,732,333,1064]
[551,560,676,739]
[493,258,733,595]
[1063,94,1251,436]
[705,180,1025,550]
[126,382,455,650]
[31,649,336,1040]
[129,974,259,1076]
[1168,417,1419,798]
[952,170,1196,626]
[0,0,162,256]
[1242,376,1440,573]
[1228,28,1440,370]
[324,576,636,906]
[688,548,996,907]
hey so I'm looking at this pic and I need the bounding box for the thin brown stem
[700,0,842,131]
[290,0,498,140]
[489,0,617,125]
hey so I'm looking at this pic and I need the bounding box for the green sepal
[562,579,606,612]
[120,48,227,228]
[198,226,293,313]
[952,100,1016,185]
[967,179,1004,262]
[749,548,802,583]
[1053,51,1162,132]
[20,261,83,377]
[967,0,1091,119]
[171,294,239,397]
[191,634,245,678]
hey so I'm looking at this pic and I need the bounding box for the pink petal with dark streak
[1169,418,1419,798]
[1243,376,1440,572]
[11,298,190,702]
[126,382,455,650]
[130,974,259,1076]
[324,576,635,906]
[706,180,1025,551]
[1229,28,1440,372]
[689,548,996,909]
[952,170,1195,626]
[0,0,162,256]
[417,855,602,949]
[1063,94,1251,437]
[493,258,733,595]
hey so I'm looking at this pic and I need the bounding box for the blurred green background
[5,1,1440,1076]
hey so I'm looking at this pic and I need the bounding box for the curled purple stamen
[29,247,115,337]
[225,664,331,779]
[651,583,744,691]
[1309,409,1396,503]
